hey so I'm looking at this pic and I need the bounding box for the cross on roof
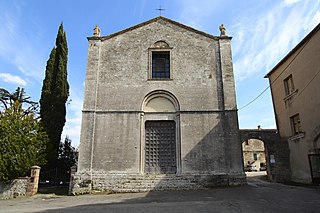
[156,6,165,16]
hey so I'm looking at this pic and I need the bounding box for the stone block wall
[0,178,29,199]
[240,129,291,182]
[70,173,246,195]
[0,166,41,199]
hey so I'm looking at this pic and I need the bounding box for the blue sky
[0,0,319,147]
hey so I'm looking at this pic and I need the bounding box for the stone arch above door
[142,90,180,112]
[140,90,181,174]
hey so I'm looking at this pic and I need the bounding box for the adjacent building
[242,139,266,171]
[71,16,245,194]
[266,23,320,184]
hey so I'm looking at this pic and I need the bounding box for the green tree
[0,101,48,182]
[40,23,69,167]
[57,136,77,170]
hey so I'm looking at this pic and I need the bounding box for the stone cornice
[87,16,232,41]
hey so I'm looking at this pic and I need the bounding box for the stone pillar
[26,166,41,196]
[218,37,236,110]
[68,165,77,195]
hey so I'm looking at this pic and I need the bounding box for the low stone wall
[0,166,41,199]
[0,178,29,199]
[70,172,246,195]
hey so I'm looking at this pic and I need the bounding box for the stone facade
[242,139,266,171]
[71,17,245,194]
[266,23,320,184]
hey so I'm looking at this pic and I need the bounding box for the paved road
[1,174,320,213]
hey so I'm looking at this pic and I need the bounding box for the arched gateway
[240,129,291,182]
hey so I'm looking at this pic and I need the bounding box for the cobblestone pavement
[1,173,320,213]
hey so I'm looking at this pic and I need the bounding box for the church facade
[71,17,245,194]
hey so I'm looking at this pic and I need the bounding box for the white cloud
[62,123,81,148]
[312,11,320,26]
[0,3,46,82]
[0,73,27,86]
[178,0,220,29]
[0,4,84,148]
[231,0,320,82]
[283,0,303,6]
[176,0,320,83]
[61,88,83,147]
[133,0,147,18]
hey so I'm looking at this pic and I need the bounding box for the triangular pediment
[89,16,223,41]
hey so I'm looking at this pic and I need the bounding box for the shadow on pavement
[38,186,69,196]
[33,181,320,213]
[34,187,251,213]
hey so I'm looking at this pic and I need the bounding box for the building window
[149,41,172,80]
[253,153,258,161]
[284,75,295,96]
[152,51,170,79]
[290,114,302,135]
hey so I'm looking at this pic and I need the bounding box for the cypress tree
[40,23,69,167]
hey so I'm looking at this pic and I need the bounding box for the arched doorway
[242,139,267,178]
[140,90,180,175]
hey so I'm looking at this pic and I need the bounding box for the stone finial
[93,24,101,37]
[219,24,227,37]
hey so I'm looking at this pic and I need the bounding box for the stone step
[120,179,194,185]
[119,181,198,189]
[72,173,246,195]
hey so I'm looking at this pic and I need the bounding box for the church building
[71,16,245,194]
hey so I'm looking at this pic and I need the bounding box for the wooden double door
[145,121,176,174]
